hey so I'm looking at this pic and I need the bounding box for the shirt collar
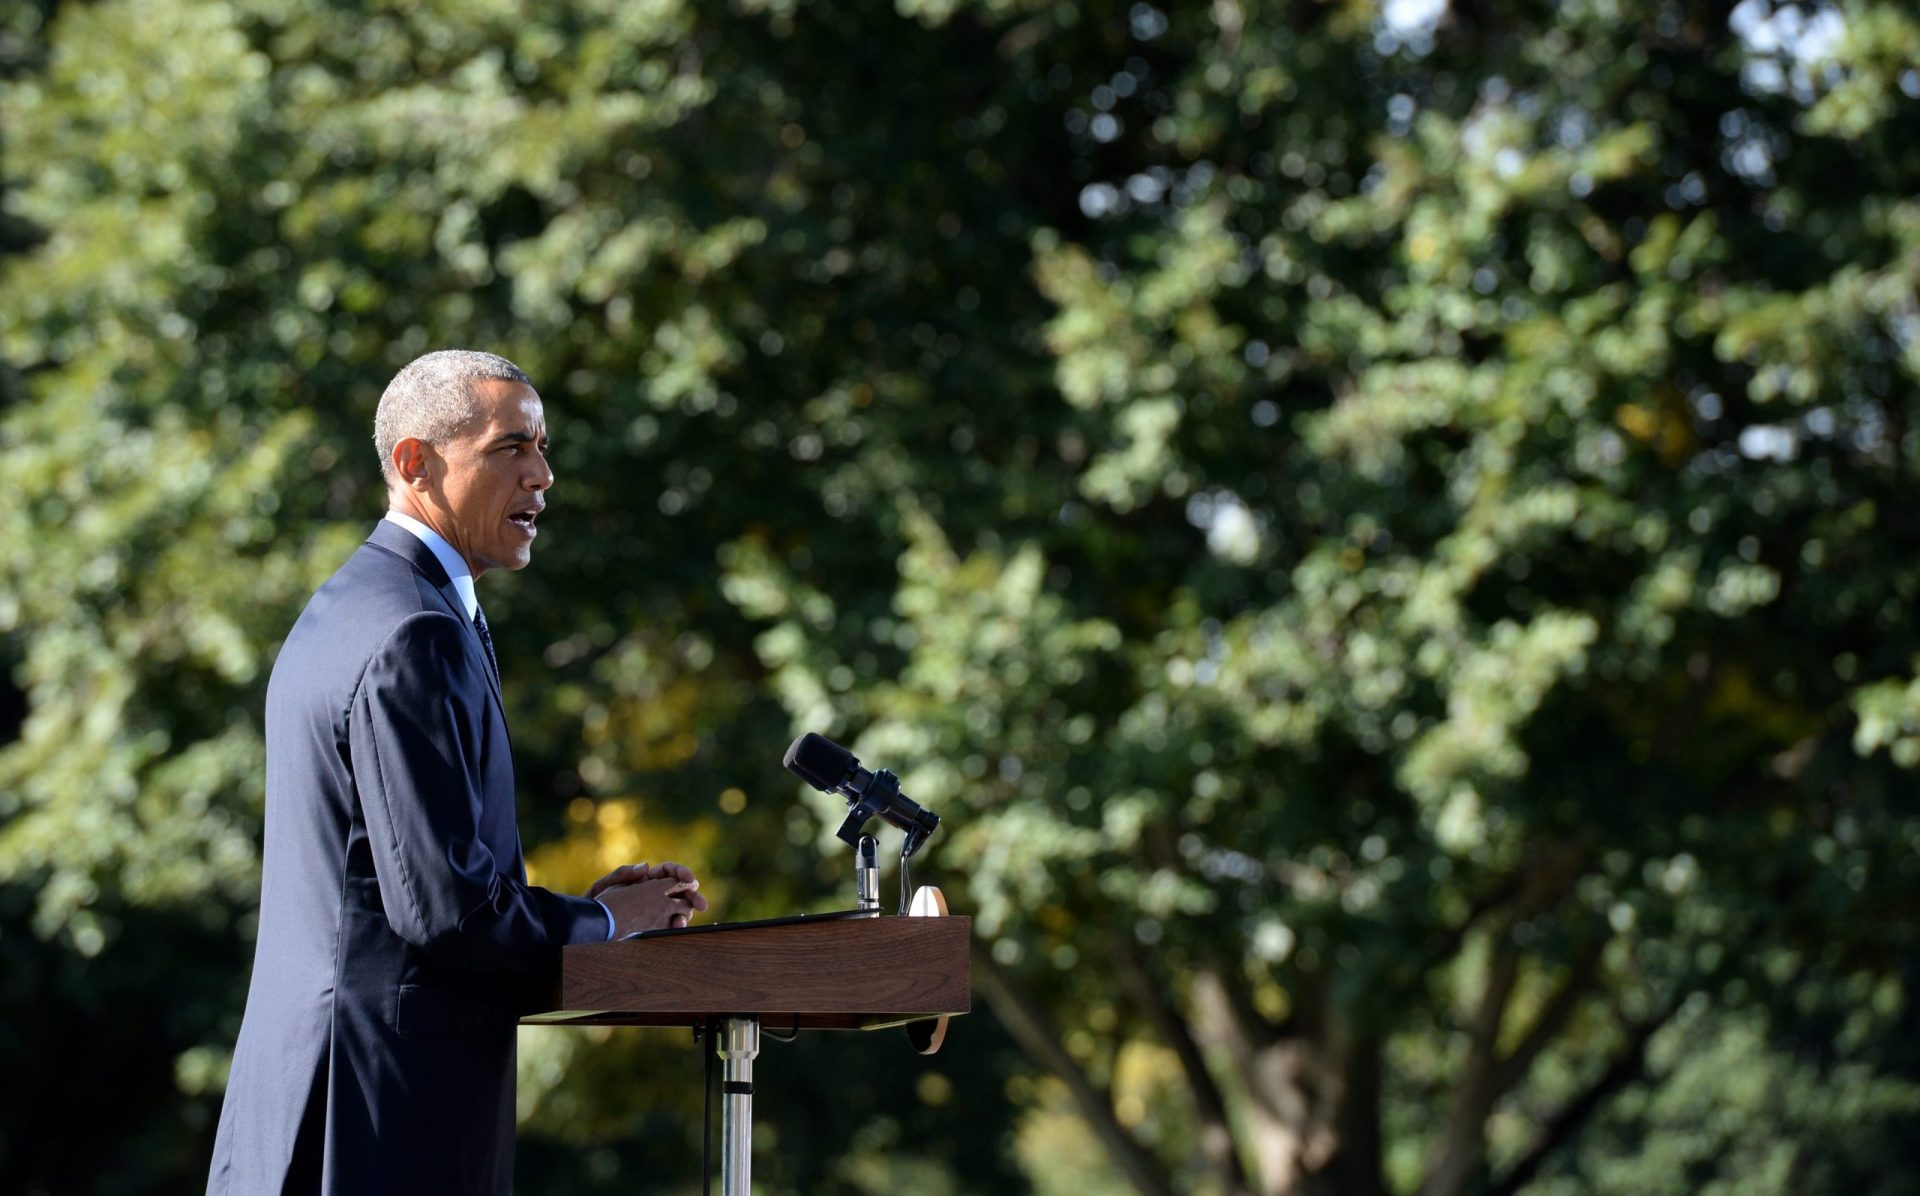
[383,510,479,620]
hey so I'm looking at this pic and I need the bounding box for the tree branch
[1487,1001,1683,1196]
[974,953,1179,1196]
[1424,870,1526,974]
[1489,936,1605,1099]
[1424,838,1588,978]
[1112,932,1255,1196]
[1419,844,1599,1196]
[1419,935,1522,1196]
[1323,1032,1388,1196]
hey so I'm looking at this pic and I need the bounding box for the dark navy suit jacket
[207,520,607,1195]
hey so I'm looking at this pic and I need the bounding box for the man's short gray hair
[374,349,531,481]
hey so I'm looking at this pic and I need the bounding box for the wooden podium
[522,912,972,1194]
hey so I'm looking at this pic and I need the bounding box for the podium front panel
[522,915,972,1030]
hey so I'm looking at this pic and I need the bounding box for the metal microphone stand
[716,1018,760,1196]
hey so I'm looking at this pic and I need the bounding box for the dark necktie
[472,605,500,681]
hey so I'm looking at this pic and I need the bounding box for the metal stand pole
[718,1017,760,1196]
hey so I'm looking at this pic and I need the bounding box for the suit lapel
[363,521,509,718]
[364,520,525,884]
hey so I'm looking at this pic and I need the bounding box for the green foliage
[6,0,1920,1193]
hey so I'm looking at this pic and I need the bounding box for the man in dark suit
[207,350,703,1195]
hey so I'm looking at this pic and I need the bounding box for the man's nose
[528,454,553,492]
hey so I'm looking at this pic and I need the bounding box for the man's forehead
[473,379,544,431]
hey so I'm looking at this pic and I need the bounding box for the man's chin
[475,548,535,577]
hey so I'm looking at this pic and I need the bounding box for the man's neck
[386,490,486,574]
[384,508,480,618]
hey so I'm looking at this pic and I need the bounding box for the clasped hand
[589,861,710,937]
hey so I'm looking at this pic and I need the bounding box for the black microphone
[783,732,942,857]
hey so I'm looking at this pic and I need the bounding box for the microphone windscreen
[784,732,856,792]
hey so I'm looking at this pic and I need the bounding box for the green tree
[5,1,1920,1194]
[721,1,1920,1192]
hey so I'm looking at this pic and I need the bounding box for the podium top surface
[522,913,972,1031]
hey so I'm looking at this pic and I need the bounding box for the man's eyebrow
[490,429,550,447]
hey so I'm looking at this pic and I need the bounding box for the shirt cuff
[595,898,617,941]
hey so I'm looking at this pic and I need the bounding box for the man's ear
[391,438,434,489]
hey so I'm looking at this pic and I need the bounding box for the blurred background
[4,0,1920,1192]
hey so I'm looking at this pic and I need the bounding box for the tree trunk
[1191,969,1386,1196]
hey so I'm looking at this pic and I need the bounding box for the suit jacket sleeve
[349,610,606,973]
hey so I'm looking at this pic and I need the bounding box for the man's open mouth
[508,508,540,531]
